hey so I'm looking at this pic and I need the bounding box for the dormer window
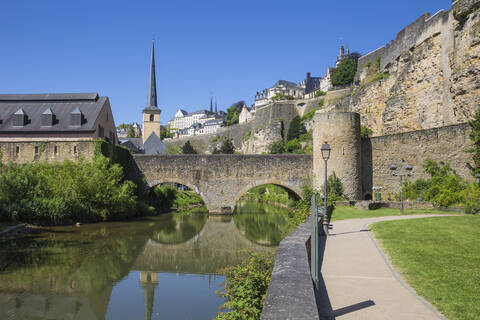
[41,107,54,127]
[70,108,82,126]
[13,108,27,127]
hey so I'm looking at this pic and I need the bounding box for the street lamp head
[321,141,331,161]
[389,164,397,171]
[405,165,413,171]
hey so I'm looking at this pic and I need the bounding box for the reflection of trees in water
[233,200,290,246]
[152,210,208,244]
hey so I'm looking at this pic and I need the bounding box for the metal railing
[310,194,329,288]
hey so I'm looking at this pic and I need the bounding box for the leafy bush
[314,91,327,97]
[403,160,468,207]
[150,184,178,210]
[0,157,142,225]
[331,57,357,85]
[360,125,373,138]
[166,144,181,154]
[220,138,235,154]
[371,72,389,83]
[182,141,197,154]
[172,190,204,209]
[267,140,285,154]
[216,253,274,320]
[285,139,302,154]
[301,108,317,122]
[318,98,325,108]
[325,171,345,201]
[468,108,480,177]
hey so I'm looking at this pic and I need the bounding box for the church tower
[142,39,161,144]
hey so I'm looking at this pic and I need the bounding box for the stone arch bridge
[133,154,313,214]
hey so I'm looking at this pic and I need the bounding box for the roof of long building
[0,93,107,132]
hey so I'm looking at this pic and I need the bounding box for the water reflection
[233,200,291,245]
[0,202,285,320]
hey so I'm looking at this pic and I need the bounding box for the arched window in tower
[150,114,154,122]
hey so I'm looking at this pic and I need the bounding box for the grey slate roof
[119,138,144,153]
[0,93,106,132]
[273,80,298,88]
[144,132,166,155]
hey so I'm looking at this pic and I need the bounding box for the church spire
[215,97,217,113]
[147,39,158,108]
[210,96,213,113]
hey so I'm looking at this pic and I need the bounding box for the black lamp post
[321,142,331,234]
[389,164,413,214]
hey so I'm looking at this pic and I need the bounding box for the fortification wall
[362,123,474,198]
[0,140,96,164]
[350,0,480,136]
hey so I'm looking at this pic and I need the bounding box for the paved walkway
[321,215,452,320]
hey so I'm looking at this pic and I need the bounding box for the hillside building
[254,80,304,108]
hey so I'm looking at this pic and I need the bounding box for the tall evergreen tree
[220,139,235,154]
[287,116,306,141]
[182,141,197,154]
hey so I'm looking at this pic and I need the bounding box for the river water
[0,200,291,320]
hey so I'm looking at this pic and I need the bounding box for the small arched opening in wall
[364,193,373,201]
[233,180,303,208]
[232,182,302,246]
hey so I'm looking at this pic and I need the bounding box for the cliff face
[348,0,480,136]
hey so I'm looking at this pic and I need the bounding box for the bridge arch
[232,179,303,208]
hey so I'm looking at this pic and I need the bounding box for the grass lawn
[330,206,455,221]
[371,216,480,320]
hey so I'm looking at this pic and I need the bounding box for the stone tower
[142,40,161,144]
[313,111,362,200]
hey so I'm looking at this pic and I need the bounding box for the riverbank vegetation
[371,216,480,320]
[216,252,274,320]
[0,155,148,225]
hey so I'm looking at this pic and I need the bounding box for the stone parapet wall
[0,140,96,164]
[261,213,320,319]
[362,123,474,198]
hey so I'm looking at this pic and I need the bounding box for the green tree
[181,141,197,154]
[268,140,285,154]
[220,138,235,154]
[468,109,480,176]
[287,116,306,141]
[117,123,136,138]
[331,57,357,86]
[226,105,240,126]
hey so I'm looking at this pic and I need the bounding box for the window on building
[73,146,78,155]
[35,146,39,155]
[54,146,58,156]
[99,125,104,138]
[150,114,154,121]
[15,146,19,157]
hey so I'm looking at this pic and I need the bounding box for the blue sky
[0,0,452,125]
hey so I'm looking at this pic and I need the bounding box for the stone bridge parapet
[133,154,313,214]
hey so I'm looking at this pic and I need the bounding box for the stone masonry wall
[350,0,480,136]
[0,140,96,164]
[362,123,474,198]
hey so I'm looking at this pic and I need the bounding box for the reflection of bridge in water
[134,216,275,274]
[0,215,276,320]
